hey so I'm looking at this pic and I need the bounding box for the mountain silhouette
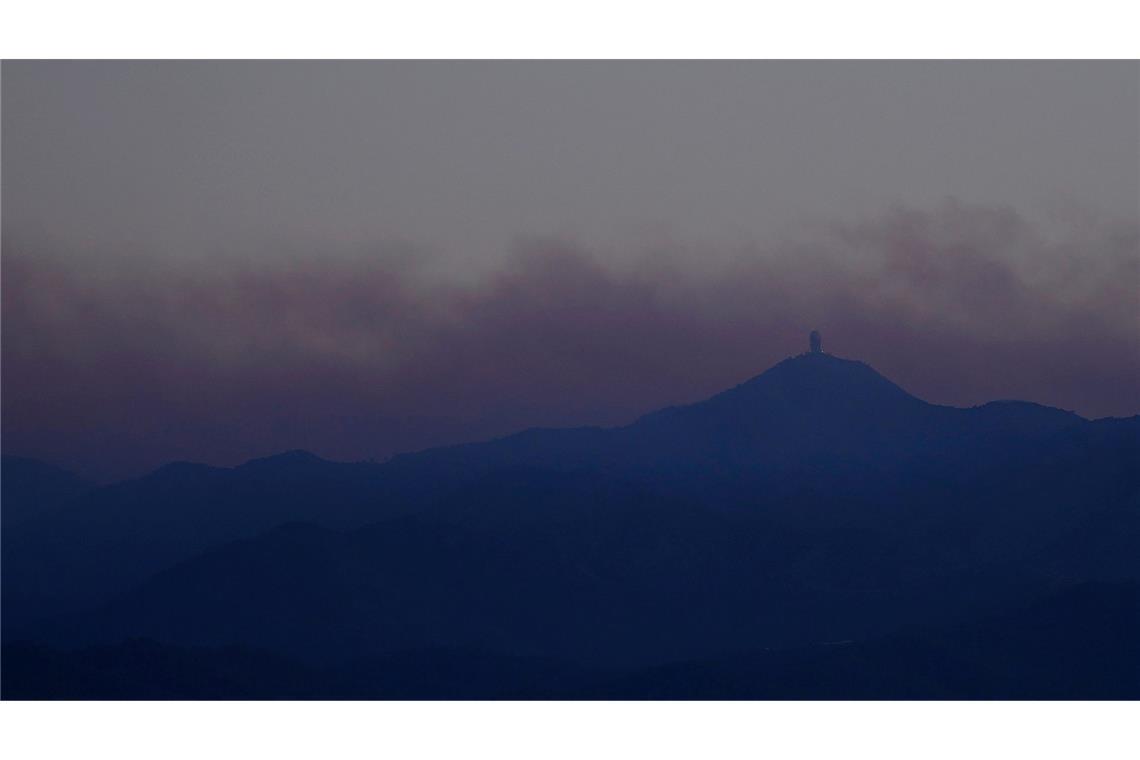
[383,352,1088,486]
[4,350,1137,698]
[1,455,93,526]
[6,582,1136,699]
[577,580,1140,699]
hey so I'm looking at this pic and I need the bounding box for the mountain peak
[721,351,919,408]
[628,350,924,445]
[146,460,220,480]
[240,450,325,469]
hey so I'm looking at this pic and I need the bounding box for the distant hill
[1,455,92,526]
[580,580,1140,699]
[6,582,1136,699]
[3,451,391,628]
[4,351,1138,697]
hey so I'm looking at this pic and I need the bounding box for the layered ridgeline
[3,349,1138,697]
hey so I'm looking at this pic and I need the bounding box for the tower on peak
[809,330,822,354]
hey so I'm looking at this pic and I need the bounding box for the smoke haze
[4,201,1136,479]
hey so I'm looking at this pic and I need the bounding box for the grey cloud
[2,201,1137,481]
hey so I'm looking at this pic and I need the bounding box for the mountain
[1,455,92,526]
[579,581,1140,699]
[1,457,97,632]
[3,451,391,629]
[7,582,1136,700]
[389,353,1084,472]
[0,638,599,700]
[4,350,1138,694]
[1,639,320,700]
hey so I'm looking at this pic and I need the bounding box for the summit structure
[809,330,822,354]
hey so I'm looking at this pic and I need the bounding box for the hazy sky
[3,61,1138,479]
[6,61,1137,265]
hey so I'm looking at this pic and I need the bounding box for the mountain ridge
[4,350,1137,664]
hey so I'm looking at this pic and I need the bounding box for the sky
[3,61,1138,480]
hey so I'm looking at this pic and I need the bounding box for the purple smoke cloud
[3,201,1137,480]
